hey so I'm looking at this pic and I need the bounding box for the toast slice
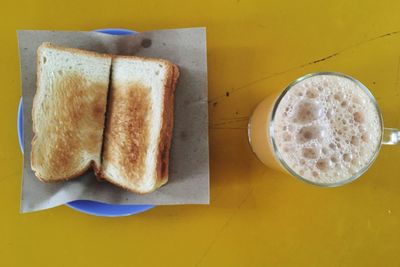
[99,56,179,193]
[31,43,112,181]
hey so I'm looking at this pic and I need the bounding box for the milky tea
[248,73,382,186]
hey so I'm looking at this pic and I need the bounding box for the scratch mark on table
[212,118,248,124]
[211,117,248,126]
[210,127,247,130]
[216,116,249,121]
[209,30,400,104]
[396,56,400,95]
[210,116,249,130]
[195,189,253,266]
[211,122,246,127]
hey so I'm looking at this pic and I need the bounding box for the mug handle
[382,128,400,145]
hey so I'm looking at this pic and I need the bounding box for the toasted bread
[99,56,179,193]
[31,43,112,181]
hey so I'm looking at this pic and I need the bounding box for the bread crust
[94,170,155,195]
[155,64,180,188]
[35,161,98,183]
[39,42,112,59]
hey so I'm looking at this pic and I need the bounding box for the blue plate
[18,28,155,217]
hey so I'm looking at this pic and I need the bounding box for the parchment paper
[18,28,209,213]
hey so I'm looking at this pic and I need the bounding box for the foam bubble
[306,88,319,98]
[293,100,322,124]
[350,136,359,146]
[297,125,324,143]
[343,153,352,162]
[302,147,319,159]
[334,93,342,101]
[353,112,365,123]
[330,155,338,163]
[352,95,366,105]
[316,159,331,171]
[361,132,369,142]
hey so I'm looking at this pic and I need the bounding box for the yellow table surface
[1,0,400,266]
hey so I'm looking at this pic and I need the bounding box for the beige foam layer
[274,75,381,184]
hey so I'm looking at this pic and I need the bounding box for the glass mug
[248,72,399,187]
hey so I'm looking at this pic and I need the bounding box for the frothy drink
[249,74,382,185]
